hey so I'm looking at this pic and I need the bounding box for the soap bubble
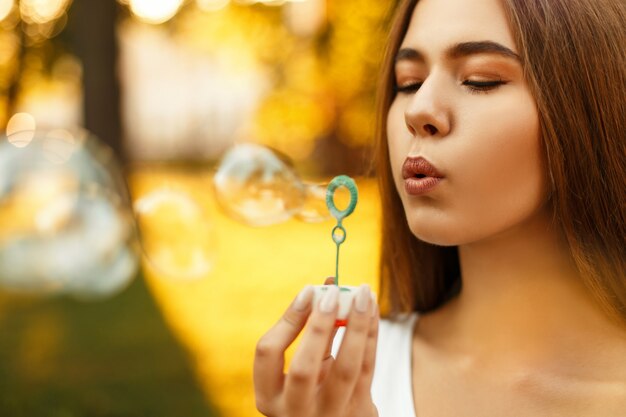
[295,182,332,223]
[134,187,216,281]
[0,128,140,299]
[213,143,306,226]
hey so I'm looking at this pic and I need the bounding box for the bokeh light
[0,128,140,298]
[19,0,70,24]
[213,143,306,226]
[6,112,36,147]
[0,0,14,22]
[196,0,230,12]
[129,0,183,24]
[284,0,326,37]
[235,0,296,5]
[134,187,216,281]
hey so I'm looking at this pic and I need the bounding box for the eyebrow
[395,41,521,63]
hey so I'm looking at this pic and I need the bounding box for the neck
[440,206,621,365]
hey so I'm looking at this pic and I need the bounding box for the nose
[404,77,451,138]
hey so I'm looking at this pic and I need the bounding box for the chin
[406,217,463,247]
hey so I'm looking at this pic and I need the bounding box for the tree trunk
[68,1,125,162]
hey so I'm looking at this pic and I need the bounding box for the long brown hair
[375,0,626,322]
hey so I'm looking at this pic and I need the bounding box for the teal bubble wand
[326,175,358,286]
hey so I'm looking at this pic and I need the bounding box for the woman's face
[387,0,548,246]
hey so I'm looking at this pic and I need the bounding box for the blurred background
[0,0,396,415]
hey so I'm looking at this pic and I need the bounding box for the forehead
[402,0,517,53]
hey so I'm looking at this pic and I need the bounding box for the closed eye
[394,82,423,94]
[462,80,506,93]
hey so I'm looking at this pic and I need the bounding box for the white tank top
[332,313,419,417]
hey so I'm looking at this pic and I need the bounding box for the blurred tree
[2,0,402,170]
[5,15,24,119]
[1,1,72,121]
[67,0,125,162]
[0,0,125,161]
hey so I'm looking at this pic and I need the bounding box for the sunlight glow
[284,0,325,36]
[0,0,14,22]
[130,170,381,417]
[235,0,306,5]
[20,0,70,24]
[129,0,183,24]
[196,0,230,12]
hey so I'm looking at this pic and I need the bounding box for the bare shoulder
[547,333,626,415]
[587,379,626,417]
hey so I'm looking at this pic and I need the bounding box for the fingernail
[320,285,339,313]
[370,291,378,317]
[293,286,313,311]
[355,284,371,313]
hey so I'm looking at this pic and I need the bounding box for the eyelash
[394,82,423,94]
[463,80,506,94]
[394,80,506,94]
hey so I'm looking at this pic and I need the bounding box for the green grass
[0,276,219,417]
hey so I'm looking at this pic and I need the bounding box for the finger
[318,284,374,413]
[320,280,339,383]
[318,355,335,383]
[322,327,339,360]
[353,303,379,399]
[254,285,315,412]
[322,278,338,361]
[284,284,340,413]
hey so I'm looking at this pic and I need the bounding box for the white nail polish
[320,285,339,313]
[293,285,313,311]
[370,290,378,317]
[355,284,370,313]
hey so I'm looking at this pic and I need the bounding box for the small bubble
[134,187,216,281]
[213,143,306,226]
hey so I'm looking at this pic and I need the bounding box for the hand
[254,281,379,417]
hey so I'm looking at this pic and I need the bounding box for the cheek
[386,100,409,186]
[442,97,547,243]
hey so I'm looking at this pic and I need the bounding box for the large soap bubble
[295,182,332,223]
[134,187,216,281]
[0,126,140,299]
[213,143,307,226]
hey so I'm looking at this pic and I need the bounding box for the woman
[254,0,626,415]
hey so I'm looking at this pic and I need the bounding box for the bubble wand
[325,175,358,286]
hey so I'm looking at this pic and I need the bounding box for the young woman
[254,0,626,415]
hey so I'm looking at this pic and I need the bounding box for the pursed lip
[402,156,444,180]
[402,156,444,196]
